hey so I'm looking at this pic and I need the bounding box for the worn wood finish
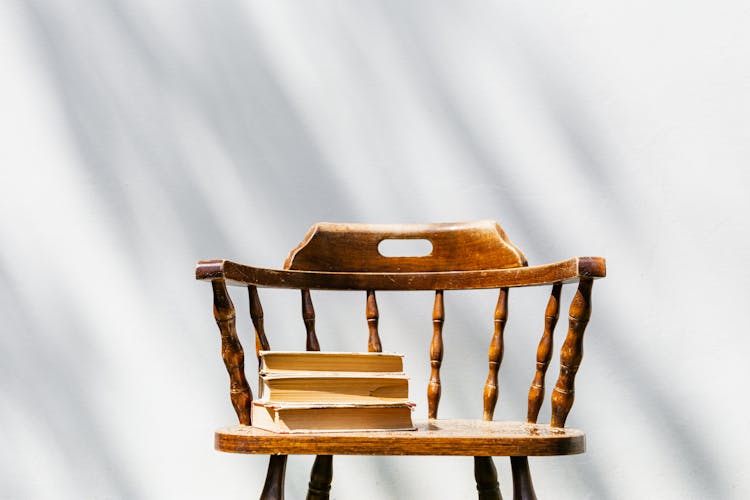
[428,290,444,419]
[248,285,270,362]
[260,454,287,500]
[484,288,508,421]
[475,456,502,500]
[527,283,562,424]
[301,290,320,352]
[198,221,605,499]
[510,457,537,500]
[551,279,593,428]
[366,290,382,353]
[306,455,333,500]
[197,257,605,291]
[215,420,585,456]
[284,221,527,272]
[211,280,253,425]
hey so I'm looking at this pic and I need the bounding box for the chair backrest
[197,221,605,428]
[283,221,527,272]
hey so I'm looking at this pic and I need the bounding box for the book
[259,372,409,403]
[251,401,416,433]
[259,351,403,373]
[252,351,415,433]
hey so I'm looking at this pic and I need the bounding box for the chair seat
[215,419,585,457]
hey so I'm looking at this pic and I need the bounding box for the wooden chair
[195,221,606,499]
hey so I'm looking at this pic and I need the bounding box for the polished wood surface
[428,290,444,419]
[302,292,330,499]
[301,289,319,352]
[211,280,253,425]
[198,221,605,499]
[477,288,508,499]
[527,283,562,424]
[248,285,270,362]
[551,279,593,428]
[366,290,382,353]
[483,288,508,421]
[306,455,333,500]
[283,221,527,272]
[215,420,585,456]
[260,454,286,500]
[510,457,537,500]
[197,256,605,291]
[475,456,501,500]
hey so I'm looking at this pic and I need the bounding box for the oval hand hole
[378,239,433,257]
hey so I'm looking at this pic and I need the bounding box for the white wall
[1,1,748,498]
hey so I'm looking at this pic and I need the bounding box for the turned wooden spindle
[510,457,536,500]
[248,285,270,362]
[366,290,382,352]
[428,290,444,419]
[483,288,508,421]
[527,283,562,424]
[474,456,502,500]
[261,455,287,500]
[306,455,333,500]
[551,278,593,428]
[301,291,332,499]
[211,279,253,425]
[301,289,320,352]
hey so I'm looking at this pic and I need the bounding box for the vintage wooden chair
[195,221,606,499]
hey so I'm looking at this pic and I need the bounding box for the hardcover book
[252,351,415,433]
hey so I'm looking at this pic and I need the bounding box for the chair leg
[306,455,333,500]
[260,455,287,500]
[510,457,537,500]
[474,456,502,500]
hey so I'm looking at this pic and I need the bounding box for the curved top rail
[195,257,605,291]
[283,221,527,272]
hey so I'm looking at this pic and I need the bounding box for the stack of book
[251,351,415,433]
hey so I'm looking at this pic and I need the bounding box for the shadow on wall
[3,1,727,498]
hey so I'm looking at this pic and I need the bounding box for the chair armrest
[195,257,605,291]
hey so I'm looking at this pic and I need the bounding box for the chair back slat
[428,290,445,419]
[212,279,253,425]
[283,221,527,272]
[527,283,562,423]
[301,289,320,351]
[248,285,270,361]
[551,279,593,427]
[483,288,509,421]
[366,290,382,352]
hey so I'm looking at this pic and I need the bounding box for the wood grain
[211,280,253,425]
[366,290,382,353]
[196,257,605,291]
[428,290,444,419]
[198,221,605,499]
[284,221,527,272]
[551,279,593,428]
[215,420,585,456]
[527,283,562,424]
[484,288,508,421]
